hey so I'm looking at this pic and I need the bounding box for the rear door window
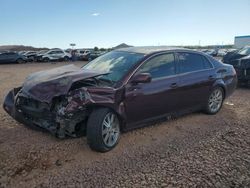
[177,52,212,73]
[48,51,55,54]
[54,50,63,54]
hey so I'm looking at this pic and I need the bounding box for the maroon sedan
[3,47,237,152]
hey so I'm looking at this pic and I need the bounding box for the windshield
[82,51,145,83]
[238,47,250,55]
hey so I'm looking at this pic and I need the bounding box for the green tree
[99,48,106,51]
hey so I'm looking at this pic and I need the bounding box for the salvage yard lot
[0,62,250,187]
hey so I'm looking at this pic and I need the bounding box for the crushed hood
[223,52,246,63]
[21,64,107,103]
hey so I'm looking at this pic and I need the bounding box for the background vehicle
[226,48,238,53]
[41,49,71,62]
[34,50,48,62]
[23,51,37,62]
[217,49,227,57]
[87,51,106,61]
[223,46,250,64]
[223,46,250,85]
[18,51,27,55]
[205,49,218,57]
[3,47,237,152]
[76,49,92,60]
[0,52,27,64]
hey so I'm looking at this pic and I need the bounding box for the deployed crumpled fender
[63,86,126,121]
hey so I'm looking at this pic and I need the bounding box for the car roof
[115,46,194,55]
[50,48,62,51]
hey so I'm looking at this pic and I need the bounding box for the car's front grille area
[16,96,52,119]
[17,97,48,109]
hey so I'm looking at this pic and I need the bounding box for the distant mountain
[113,43,133,49]
[0,45,49,52]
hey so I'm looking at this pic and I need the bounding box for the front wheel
[87,108,120,152]
[63,56,70,62]
[205,87,224,115]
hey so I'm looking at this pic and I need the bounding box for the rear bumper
[224,75,237,98]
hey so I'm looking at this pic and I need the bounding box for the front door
[124,53,181,127]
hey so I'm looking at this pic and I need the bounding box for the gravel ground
[0,62,249,187]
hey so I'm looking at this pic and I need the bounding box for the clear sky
[0,0,250,48]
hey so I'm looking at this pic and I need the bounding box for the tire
[30,57,35,62]
[43,57,50,62]
[87,108,120,152]
[205,87,224,115]
[64,56,69,62]
[16,58,24,64]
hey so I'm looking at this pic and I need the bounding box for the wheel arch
[212,80,226,99]
[86,104,126,131]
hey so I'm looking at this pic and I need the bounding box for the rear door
[54,50,64,59]
[176,52,215,109]
[125,53,181,126]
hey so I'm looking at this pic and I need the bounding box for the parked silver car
[41,49,71,62]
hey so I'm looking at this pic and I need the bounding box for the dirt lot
[0,62,249,187]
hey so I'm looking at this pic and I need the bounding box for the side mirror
[131,73,152,84]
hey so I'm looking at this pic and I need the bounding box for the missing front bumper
[3,88,87,138]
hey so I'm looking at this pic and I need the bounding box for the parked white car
[217,49,227,57]
[42,49,71,62]
[76,49,92,60]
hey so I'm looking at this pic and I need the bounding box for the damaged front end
[3,87,91,138]
[3,65,123,138]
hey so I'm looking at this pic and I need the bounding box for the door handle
[170,83,178,88]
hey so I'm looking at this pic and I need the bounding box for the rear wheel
[87,108,120,152]
[16,58,25,64]
[43,57,50,62]
[205,87,224,114]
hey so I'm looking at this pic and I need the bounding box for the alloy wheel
[208,88,223,113]
[102,112,120,147]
